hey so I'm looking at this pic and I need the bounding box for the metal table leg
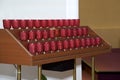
[92,57,95,80]
[17,65,21,80]
[38,65,42,80]
[73,59,76,80]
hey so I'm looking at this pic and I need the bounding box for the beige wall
[80,0,120,48]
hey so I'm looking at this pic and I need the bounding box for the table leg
[92,57,95,80]
[38,65,42,80]
[73,59,76,80]
[17,65,21,80]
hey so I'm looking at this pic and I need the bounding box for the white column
[66,0,79,19]
[66,0,82,80]
[76,58,82,80]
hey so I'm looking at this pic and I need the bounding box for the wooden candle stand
[0,19,111,80]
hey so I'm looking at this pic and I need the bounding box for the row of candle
[3,19,80,29]
[28,37,102,54]
[20,27,88,41]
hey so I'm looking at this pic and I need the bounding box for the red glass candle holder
[73,28,77,36]
[34,20,40,28]
[48,20,53,27]
[74,19,80,26]
[55,29,60,37]
[41,20,47,28]
[82,27,88,36]
[27,20,34,28]
[36,42,43,54]
[95,37,101,45]
[12,20,19,29]
[20,31,28,41]
[77,28,82,36]
[19,20,26,29]
[53,20,58,27]
[58,20,64,27]
[60,28,66,37]
[63,40,69,49]
[43,30,48,39]
[67,28,72,37]
[86,38,91,46]
[69,39,75,49]
[75,39,80,48]
[28,30,35,40]
[50,41,57,51]
[69,19,74,26]
[28,43,36,54]
[49,30,55,39]
[57,40,63,50]
[44,42,50,52]
[91,38,96,46]
[63,19,69,27]
[36,30,42,40]
[81,38,86,47]
[3,19,11,29]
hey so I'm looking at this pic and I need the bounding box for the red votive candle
[86,38,91,46]
[67,28,72,37]
[50,41,57,51]
[34,20,40,28]
[95,37,101,45]
[77,28,82,36]
[53,20,58,27]
[48,20,53,27]
[57,40,63,50]
[55,29,60,37]
[3,19,11,29]
[44,42,50,52]
[20,31,27,41]
[43,30,48,39]
[69,39,75,49]
[61,28,66,37]
[75,39,80,48]
[36,30,42,40]
[91,38,96,46]
[29,30,35,40]
[81,38,86,47]
[63,40,69,49]
[20,20,26,29]
[28,43,36,54]
[41,20,47,28]
[74,19,80,26]
[82,27,88,36]
[12,20,19,29]
[27,20,33,28]
[69,19,74,26]
[36,42,43,54]
[58,20,64,27]
[49,30,55,39]
[73,28,77,36]
[64,19,69,27]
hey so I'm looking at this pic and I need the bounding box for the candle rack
[0,19,111,80]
